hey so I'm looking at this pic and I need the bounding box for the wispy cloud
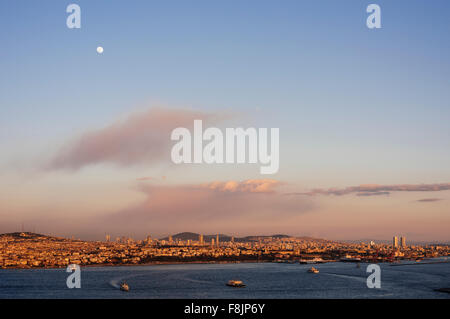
[47,108,224,170]
[285,183,450,197]
[356,191,390,197]
[416,198,443,202]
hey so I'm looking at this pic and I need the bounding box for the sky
[0,0,449,242]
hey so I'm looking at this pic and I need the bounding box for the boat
[120,282,130,292]
[226,280,246,288]
[299,258,324,264]
[307,267,319,274]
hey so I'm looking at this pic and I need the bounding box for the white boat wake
[109,274,142,289]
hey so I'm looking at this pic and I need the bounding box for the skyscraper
[393,236,398,248]
[400,236,406,248]
[216,234,219,246]
[199,234,204,245]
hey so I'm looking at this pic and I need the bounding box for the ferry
[299,258,324,264]
[120,282,130,292]
[307,267,319,274]
[226,280,246,288]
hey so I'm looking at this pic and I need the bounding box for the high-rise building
[216,234,219,246]
[400,236,406,248]
[105,234,110,242]
[231,236,234,243]
[393,236,399,248]
[211,238,215,246]
[169,235,173,244]
[199,234,204,245]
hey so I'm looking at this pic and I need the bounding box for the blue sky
[2,0,448,182]
[0,1,449,240]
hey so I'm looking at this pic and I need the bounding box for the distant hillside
[0,231,336,244]
[159,232,318,243]
[0,232,66,241]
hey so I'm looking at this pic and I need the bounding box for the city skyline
[1,1,449,242]
[4,228,446,246]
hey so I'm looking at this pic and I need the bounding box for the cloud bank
[95,180,313,236]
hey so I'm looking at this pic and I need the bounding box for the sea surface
[0,258,449,299]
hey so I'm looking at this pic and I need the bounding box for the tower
[393,236,398,249]
[199,234,204,245]
[216,234,219,246]
[400,236,406,248]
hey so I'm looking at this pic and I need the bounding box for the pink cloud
[204,179,280,193]
[47,108,223,170]
[94,181,313,236]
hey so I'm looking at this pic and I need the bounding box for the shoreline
[0,259,270,271]
[2,257,448,271]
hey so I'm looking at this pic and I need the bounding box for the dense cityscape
[1,232,448,269]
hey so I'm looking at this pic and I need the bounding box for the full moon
[96,46,104,54]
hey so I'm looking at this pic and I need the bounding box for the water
[0,260,449,299]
